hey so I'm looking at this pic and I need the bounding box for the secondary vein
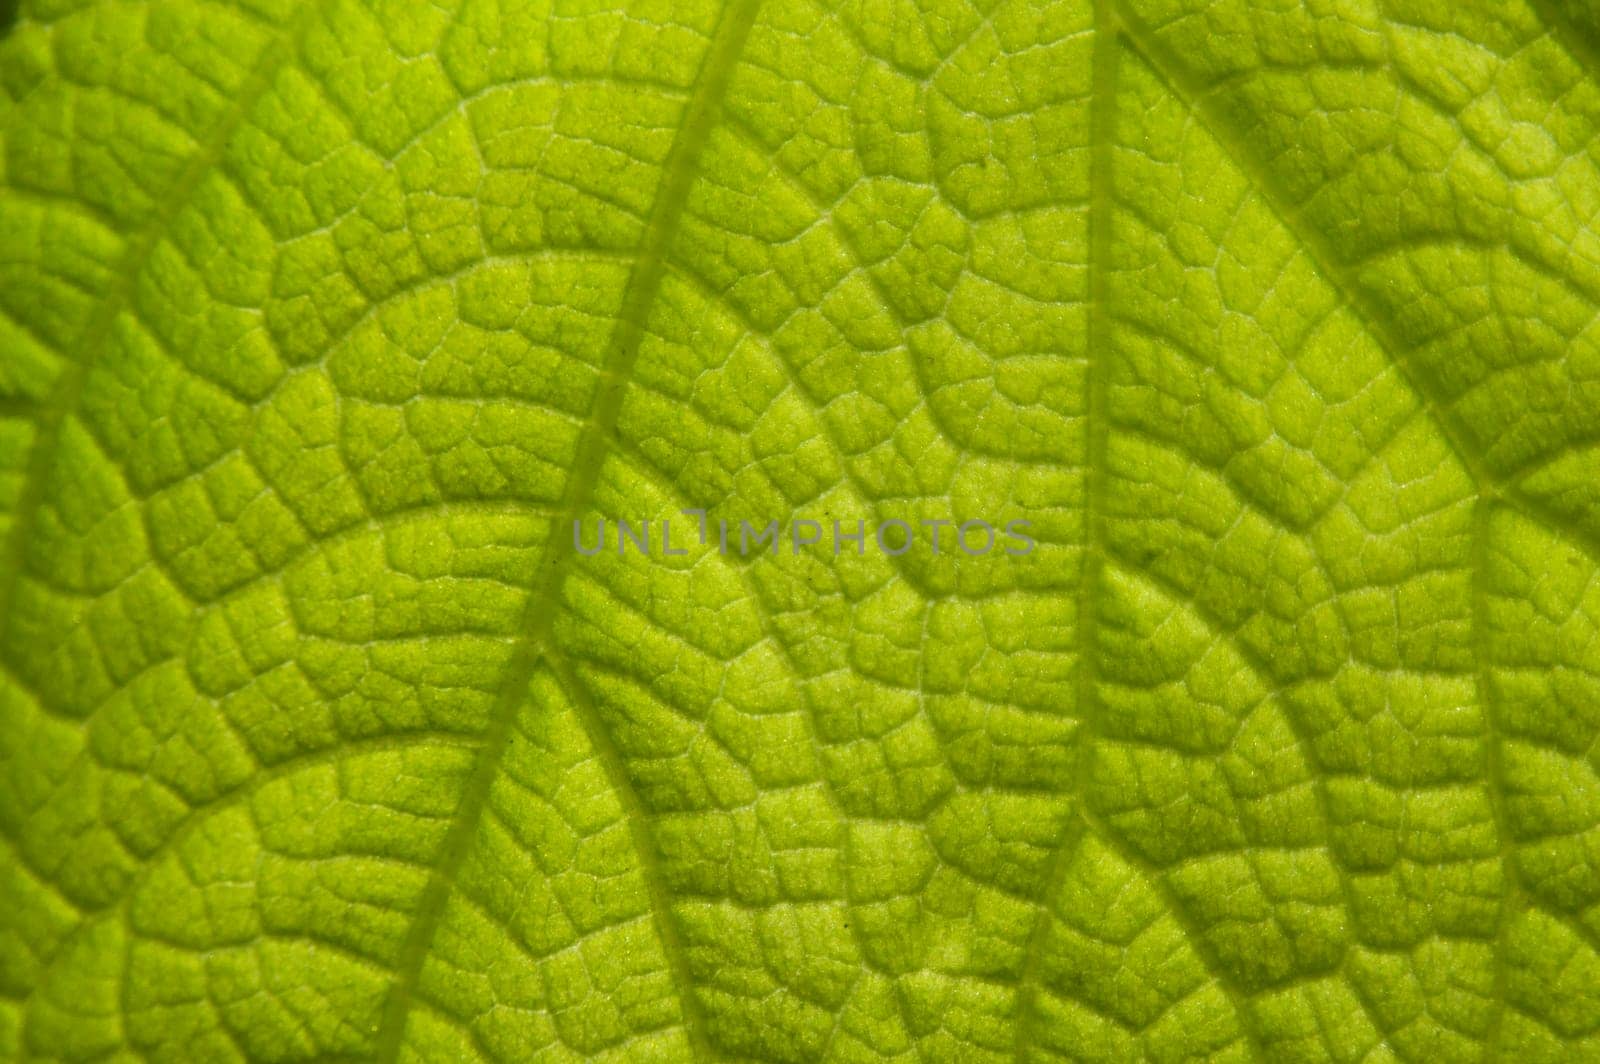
[1012,5,1121,1060]
[0,6,315,661]
[371,2,763,1058]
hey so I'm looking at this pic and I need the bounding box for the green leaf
[3,0,1600,1060]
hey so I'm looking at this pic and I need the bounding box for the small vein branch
[1104,0,1600,580]
[545,655,713,1059]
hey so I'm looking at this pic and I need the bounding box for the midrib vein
[0,7,311,657]
[372,3,761,1059]
[1012,7,1127,1061]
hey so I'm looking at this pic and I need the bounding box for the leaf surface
[2,0,1600,1061]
